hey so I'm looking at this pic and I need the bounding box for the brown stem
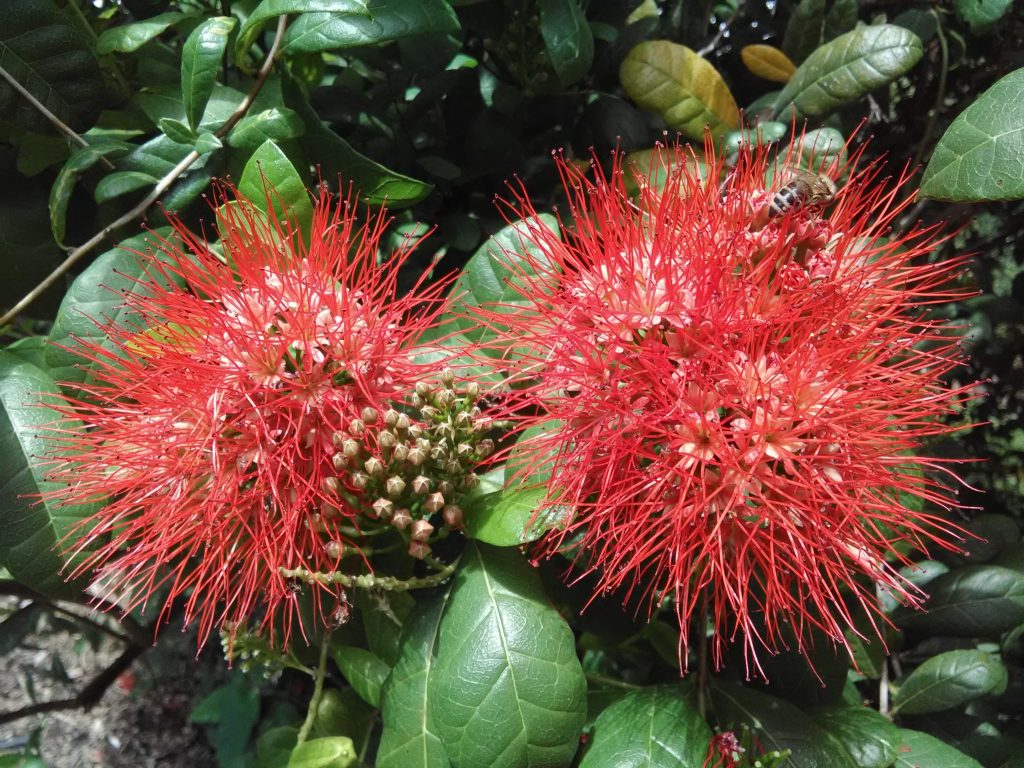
[0,15,289,327]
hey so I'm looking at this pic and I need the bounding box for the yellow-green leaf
[741,44,797,83]
[620,40,739,140]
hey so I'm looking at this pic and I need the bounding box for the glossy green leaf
[332,645,390,708]
[824,0,858,40]
[620,40,740,140]
[772,24,923,119]
[287,737,357,768]
[94,171,160,204]
[0,0,104,133]
[228,107,305,150]
[377,593,452,768]
[893,649,1007,714]
[182,16,236,132]
[538,0,594,87]
[257,727,299,768]
[16,133,69,177]
[190,676,261,766]
[578,686,710,768]
[789,127,847,173]
[710,683,857,768]
[137,83,245,134]
[236,0,371,65]
[783,0,825,64]
[442,214,560,349]
[430,543,587,768]
[920,69,1024,201]
[0,352,99,600]
[894,564,1024,637]
[359,590,414,667]
[195,132,223,155]
[96,12,186,54]
[49,141,131,246]
[283,0,460,54]
[45,229,179,389]
[158,117,195,144]
[953,0,1013,32]
[894,729,985,768]
[238,139,313,239]
[463,485,566,546]
[812,705,899,768]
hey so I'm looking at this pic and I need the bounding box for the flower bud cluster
[325,370,494,559]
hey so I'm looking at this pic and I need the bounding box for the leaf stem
[296,628,333,745]
[0,15,289,327]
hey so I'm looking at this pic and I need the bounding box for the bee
[768,168,838,218]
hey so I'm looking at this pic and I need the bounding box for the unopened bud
[456,441,473,457]
[372,498,394,519]
[408,447,427,466]
[420,405,439,420]
[438,481,454,497]
[350,471,369,490]
[430,445,448,461]
[321,476,341,495]
[332,431,346,448]
[478,439,495,457]
[411,393,423,408]
[395,413,411,431]
[325,541,343,559]
[461,473,479,489]
[455,412,472,429]
[411,475,431,495]
[408,540,430,559]
[436,389,456,407]
[332,454,349,471]
[349,419,365,436]
[445,459,461,475]
[391,508,412,530]
[411,519,434,541]
[442,505,463,528]
[383,409,400,427]
[386,476,407,498]
[424,492,445,513]
[379,430,397,449]
[361,407,379,424]
[392,444,410,462]
[441,368,455,386]
[466,381,480,399]
[415,381,432,397]
[342,438,362,458]
[307,513,326,532]
[364,457,385,478]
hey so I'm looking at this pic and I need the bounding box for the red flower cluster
[51,187,448,648]
[485,142,976,672]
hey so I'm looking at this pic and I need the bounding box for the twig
[0,63,116,171]
[0,642,145,726]
[0,15,289,327]
[296,629,333,745]
[696,0,744,57]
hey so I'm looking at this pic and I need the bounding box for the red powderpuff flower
[484,141,978,674]
[48,184,450,649]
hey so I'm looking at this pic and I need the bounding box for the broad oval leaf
[824,0,858,40]
[710,682,857,768]
[772,24,923,120]
[620,40,739,140]
[953,0,1013,32]
[893,649,1008,715]
[96,12,187,55]
[228,107,306,150]
[429,543,586,768]
[283,0,460,54]
[238,139,314,239]
[812,705,899,768]
[783,0,826,64]
[331,644,390,708]
[49,141,132,247]
[236,0,372,66]
[94,171,161,204]
[45,229,179,390]
[894,564,1024,637]
[894,729,985,768]
[0,352,99,599]
[920,68,1024,202]
[182,16,237,132]
[538,0,594,87]
[0,0,104,133]
[741,45,797,83]
[578,686,711,768]
[463,486,567,547]
[286,737,357,768]
[789,127,847,173]
[377,593,452,768]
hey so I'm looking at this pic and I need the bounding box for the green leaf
[920,68,1024,201]
[789,127,847,172]
[359,590,414,667]
[0,0,104,133]
[620,40,740,140]
[953,0,1013,32]
[158,117,195,144]
[894,729,985,768]
[16,133,70,176]
[191,675,261,768]
[463,485,566,547]
[137,83,246,133]
[181,16,237,133]
[824,0,858,40]
[894,564,1024,637]
[257,727,298,768]
[195,132,223,155]
[45,229,179,390]
[49,141,131,246]
[94,171,161,204]
[442,214,560,348]
[430,543,587,768]
[238,139,313,239]
[578,686,711,768]
[228,107,306,150]
[287,737,357,768]
[332,645,391,708]
[96,12,187,54]
[377,593,452,768]
[538,0,594,87]
[812,705,899,768]
[282,0,460,54]
[783,0,826,64]
[710,682,857,768]
[772,24,923,119]
[893,649,1007,714]
[0,352,99,600]
[236,0,372,66]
